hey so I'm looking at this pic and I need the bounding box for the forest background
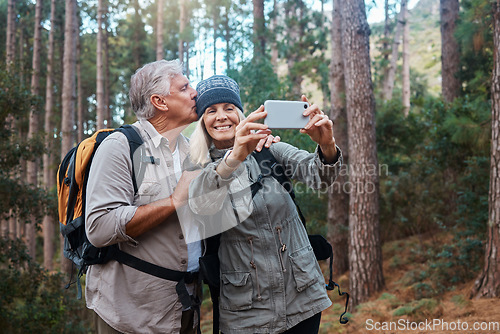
[2,0,500,332]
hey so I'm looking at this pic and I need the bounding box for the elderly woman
[188,75,342,334]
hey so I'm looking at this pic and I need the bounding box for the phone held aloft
[264,100,310,129]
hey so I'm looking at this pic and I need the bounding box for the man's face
[164,74,198,127]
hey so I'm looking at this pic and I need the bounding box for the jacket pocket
[289,245,319,292]
[220,272,253,311]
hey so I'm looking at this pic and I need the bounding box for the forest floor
[199,233,500,334]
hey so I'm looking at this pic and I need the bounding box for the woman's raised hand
[299,95,338,163]
[229,105,271,163]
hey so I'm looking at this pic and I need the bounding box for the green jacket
[189,142,342,334]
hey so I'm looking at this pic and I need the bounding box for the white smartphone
[264,100,310,129]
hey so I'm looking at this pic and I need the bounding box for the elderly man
[85,60,202,334]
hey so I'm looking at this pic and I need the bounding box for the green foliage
[0,69,54,223]
[0,237,93,333]
[456,0,493,99]
[392,298,440,320]
[228,57,287,113]
[377,96,490,241]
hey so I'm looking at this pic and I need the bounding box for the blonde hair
[189,108,245,165]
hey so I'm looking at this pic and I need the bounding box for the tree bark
[6,0,16,70]
[26,0,44,259]
[339,0,385,308]
[77,34,84,142]
[61,0,78,275]
[252,0,266,59]
[133,0,141,69]
[271,0,278,69]
[104,15,111,128]
[224,4,231,72]
[440,0,461,102]
[157,0,164,60]
[383,0,405,101]
[402,0,411,115]
[177,0,185,63]
[213,9,217,74]
[471,0,500,299]
[96,0,105,130]
[43,0,57,271]
[328,0,349,276]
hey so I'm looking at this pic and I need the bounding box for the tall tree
[77,35,84,142]
[157,0,164,60]
[252,0,265,59]
[402,0,410,114]
[132,0,142,69]
[177,0,185,63]
[6,0,16,70]
[104,15,111,127]
[61,0,78,274]
[328,0,349,275]
[96,0,106,130]
[440,0,461,102]
[43,0,57,271]
[26,0,44,259]
[270,0,279,69]
[340,0,385,308]
[383,0,405,101]
[4,0,17,238]
[471,0,500,298]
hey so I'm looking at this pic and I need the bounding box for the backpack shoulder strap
[114,125,144,194]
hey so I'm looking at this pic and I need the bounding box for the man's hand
[255,133,281,152]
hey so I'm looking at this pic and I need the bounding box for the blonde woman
[189,75,342,334]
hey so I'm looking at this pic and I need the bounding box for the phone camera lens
[304,104,307,109]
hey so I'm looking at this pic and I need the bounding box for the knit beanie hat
[195,75,243,119]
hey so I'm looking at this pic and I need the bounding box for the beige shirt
[85,119,200,334]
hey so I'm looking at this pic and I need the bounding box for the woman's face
[203,103,240,149]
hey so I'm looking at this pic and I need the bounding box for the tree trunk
[104,16,111,128]
[43,0,57,271]
[330,0,348,259]
[177,0,185,63]
[61,0,78,275]
[96,0,105,130]
[186,42,190,79]
[213,10,217,74]
[157,0,164,60]
[133,0,141,69]
[224,5,231,72]
[6,0,16,70]
[26,0,44,259]
[252,0,265,59]
[470,0,500,299]
[402,0,411,115]
[271,0,278,69]
[328,0,349,276]
[383,0,405,101]
[339,0,385,308]
[77,34,84,142]
[440,0,461,102]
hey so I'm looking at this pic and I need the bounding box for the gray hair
[129,60,183,120]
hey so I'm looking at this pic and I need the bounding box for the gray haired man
[85,60,202,334]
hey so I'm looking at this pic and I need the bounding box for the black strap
[114,125,145,194]
[109,246,193,282]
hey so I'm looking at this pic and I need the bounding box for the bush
[0,237,93,333]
